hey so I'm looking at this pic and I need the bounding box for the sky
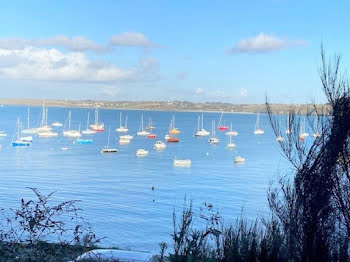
[0,0,349,104]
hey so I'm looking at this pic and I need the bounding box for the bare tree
[266,45,350,261]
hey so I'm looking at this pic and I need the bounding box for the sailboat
[90,108,104,132]
[169,115,181,134]
[218,112,228,131]
[101,128,117,153]
[286,114,291,134]
[195,114,210,136]
[312,116,321,138]
[116,112,129,133]
[22,108,37,134]
[12,118,31,146]
[137,114,150,136]
[254,113,264,135]
[36,106,52,133]
[209,120,219,144]
[299,117,309,141]
[37,106,58,137]
[82,112,96,135]
[165,118,179,142]
[63,111,81,138]
[225,123,238,136]
[146,117,156,130]
[226,134,236,149]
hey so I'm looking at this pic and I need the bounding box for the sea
[0,105,294,253]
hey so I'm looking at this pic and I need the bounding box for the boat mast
[255,113,260,130]
[197,116,200,132]
[27,108,30,130]
[45,108,48,127]
[107,128,111,148]
[86,112,90,130]
[125,116,128,128]
[218,112,223,126]
[201,114,204,130]
[68,111,71,131]
[17,117,20,140]
[95,108,98,125]
[119,112,122,128]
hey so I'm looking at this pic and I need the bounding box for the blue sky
[0,0,349,103]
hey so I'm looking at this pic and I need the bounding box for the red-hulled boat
[166,136,179,142]
[218,126,228,131]
[147,134,157,139]
[217,112,228,131]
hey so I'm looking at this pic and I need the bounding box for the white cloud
[0,36,108,52]
[0,32,159,52]
[227,33,307,54]
[0,47,148,83]
[109,32,157,48]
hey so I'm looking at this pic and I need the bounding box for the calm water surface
[0,106,293,253]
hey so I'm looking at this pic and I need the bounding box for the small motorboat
[119,138,131,145]
[136,149,149,157]
[75,139,93,144]
[154,141,166,150]
[173,159,191,167]
[0,131,7,137]
[20,136,33,142]
[276,135,284,142]
[120,134,133,140]
[234,156,245,163]
[101,148,118,153]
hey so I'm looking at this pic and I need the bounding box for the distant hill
[0,98,329,115]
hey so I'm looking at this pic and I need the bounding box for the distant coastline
[0,98,328,115]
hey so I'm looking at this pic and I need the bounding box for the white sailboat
[209,120,219,144]
[226,134,236,149]
[37,106,58,137]
[137,114,150,136]
[36,106,52,133]
[286,114,291,134]
[63,111,81,138]
[312,116,321,138]
[299,117,309,140]
[146,117,156,130]
[116,112,129,133]
[101,128,117,153]
[195,114,210,136]
[82,112,96,135]
[254,113,264,135]
[225,123,238,136]
[90,108,104,132]
[12,118,31,146]
[22,108,37,134]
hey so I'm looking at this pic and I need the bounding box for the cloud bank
[0,32,160,52]
[227,33,307,54]
[0,47,158,83]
